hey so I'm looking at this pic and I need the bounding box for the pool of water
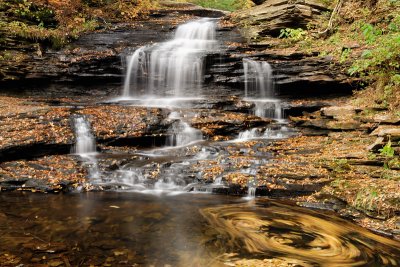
[0,192,399,266]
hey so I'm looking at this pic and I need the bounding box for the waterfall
[243,59,283,120]
[237,128,261,141]
[245,177,257,200]
[254,99,283,120]
[73,116,100,182]
[122,46,148,97]
[73,116,96,155]
[167,112,203,146]
[243,59,274,98]
[123,18,217,98]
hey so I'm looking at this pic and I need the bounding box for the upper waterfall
[123,18,218,98]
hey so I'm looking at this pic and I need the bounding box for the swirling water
[0,192,399,266]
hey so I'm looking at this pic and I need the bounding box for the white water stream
[73,116,100,182]
[77,19,293,198]
[123,18,217,98]
[243,58,283,121]
[167,112,203,147]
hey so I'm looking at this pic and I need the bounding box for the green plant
[361,23,382,44]
[331,178,349,188]
[279,28,307,43]
[70,18,99,39]
[388,158,400,169]
[348,16,400,84]
[13,0,56,27]
[340,48,351,63]
[354,187,379,211]
[379,140,395,157]
[367,152,377,160]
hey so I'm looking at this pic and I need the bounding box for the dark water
[0,192,399,266]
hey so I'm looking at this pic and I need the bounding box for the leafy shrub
[279,28,307,43]
[348,16,400,110]
[0,0,157,49]
[379,140,395,157]
[12,0,57,27]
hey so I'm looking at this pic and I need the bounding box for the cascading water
[123,18,217,98]
[167,112,203,146]
[74,116,96,155]
[73,116,100,182]
[243,59,274,98]
[243,58,282,120]
[122,46,147,97]
[244,177,257,200]
[236,59,292,142]
[235,126,295,142]
[237,128,261,141]
[167,112,203,147]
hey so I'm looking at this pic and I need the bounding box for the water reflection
[0,192,399,266]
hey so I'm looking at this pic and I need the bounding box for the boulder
[232,0,330,39]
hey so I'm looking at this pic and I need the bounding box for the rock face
[206,50,355,97]
[0,7,236,87]
[232,0,330,39]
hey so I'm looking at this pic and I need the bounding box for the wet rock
[294,117,362,131]
[206,51,355,98]
[0,106,74,162]
[0,155,86,192]
[157,1,228,17]
[78,105,171,147]
[290,105,366,131]
[325,119,362,130]
[284,101,331,117]
[191,110,271,138]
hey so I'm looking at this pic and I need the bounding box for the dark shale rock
[206,50,355,98]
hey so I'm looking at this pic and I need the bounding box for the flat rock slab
[371,126,400,138]
[190,109,272,137]
[0,155,86,192]
[0,103,74,162]
[321,105,360,119]
[78,105,168,141]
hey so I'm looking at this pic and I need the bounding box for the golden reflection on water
[200,201,400,266]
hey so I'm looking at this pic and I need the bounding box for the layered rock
[206,50,355,97]
[232,0,330,39]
